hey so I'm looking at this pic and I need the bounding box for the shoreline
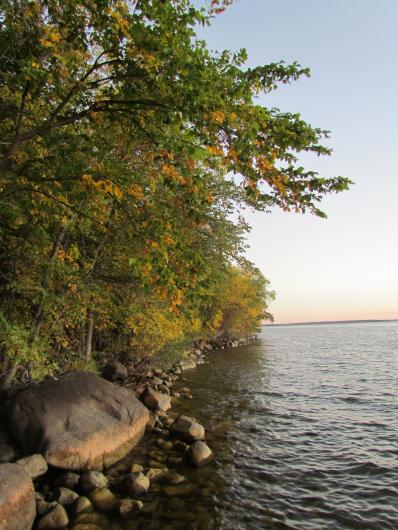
[0,335,257,530]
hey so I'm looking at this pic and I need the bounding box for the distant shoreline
[264,319,398,327]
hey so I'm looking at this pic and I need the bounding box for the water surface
[114,321,398,529]
[171,321,398,529]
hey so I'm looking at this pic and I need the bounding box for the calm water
[171,322,398,529]
[112,321,397,529]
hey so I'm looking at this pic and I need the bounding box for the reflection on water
[118,321,398,529]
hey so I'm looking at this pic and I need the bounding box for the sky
[196,0,398,323]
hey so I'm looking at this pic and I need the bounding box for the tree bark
[0,362,18,391]
[85,309,94,361]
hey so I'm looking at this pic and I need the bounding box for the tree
[0,0,350,387]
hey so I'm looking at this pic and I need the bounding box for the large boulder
[8,371,149,470]
[0,463,36,530]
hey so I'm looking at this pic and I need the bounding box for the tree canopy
[0,0,350,387]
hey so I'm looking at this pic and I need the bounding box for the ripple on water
[119,322,398,529]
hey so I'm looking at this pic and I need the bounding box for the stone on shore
[89,487,118,512]
[143,387,171,411]
[16,454,48,479]
[180,358,197,370]
[0,463,36,530]
[8,370,149,470]
[56,487,79,506]
[37,504,69,529]
[55,472,80,490]
[170,415,205,443]
[186,441,214,467]
[118,499,143,519]
[124,472,150,495]
[78,471,108,493]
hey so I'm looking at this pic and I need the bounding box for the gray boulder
[0,463,36,530]
[8,371,149,470]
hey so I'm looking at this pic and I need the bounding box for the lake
[114,321,398,529]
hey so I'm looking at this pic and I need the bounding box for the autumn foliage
[0,0,349,386]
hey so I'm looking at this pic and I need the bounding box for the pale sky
[198,0,398,323]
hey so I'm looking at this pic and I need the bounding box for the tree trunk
[85,309,94,361]
[0,362,18,391]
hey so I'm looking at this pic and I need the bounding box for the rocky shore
[0,335,256,530]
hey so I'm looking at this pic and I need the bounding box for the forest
[0,0,350,388]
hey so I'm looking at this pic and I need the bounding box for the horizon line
[264,318,398,327]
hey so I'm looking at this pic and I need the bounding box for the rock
[55,472,80,490]
[186,441,214,468]
[0,443,16,463]
[167,455,183,466]
[72,523,104,530]
[56,487,79,506]
[142,387,171,411]
[170,415,205,443]
[210,420,233,434]
[8,371,149,470]
[173,440,189,454]
[74,513,109,527]
[158,384,170,394]
[163,483,196,496]
[0,463,36,530]
[16,454,48,479]
[37,504,69,529]
[79,471,108,493]
[36,494,58,517]
[69,496,93,517]
[152,376,163,386]
[89,487,117,512]
[180,358,196,370]
[145,413,157,433]
[130,463,143,473]
[165,472,186,485]
[118,499,143,519]
[102,360,127,382]
[146,467,168,481]
[124,472,149,495]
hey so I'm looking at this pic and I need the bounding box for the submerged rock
[118,498,144,519]
[0,463,36,530]
[8,371,149,470]
[124,472,150,495]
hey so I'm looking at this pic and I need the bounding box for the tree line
[0,0,350,388]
